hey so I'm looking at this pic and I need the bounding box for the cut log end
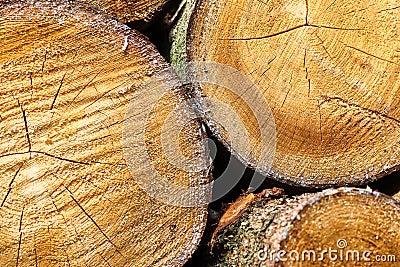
[211,188,400,266]
[182,0,400,187]
[0,1,207,266]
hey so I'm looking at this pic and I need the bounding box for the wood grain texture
[85,0,169,23]
[0,1,207,266]
[211,188,400,266]
[184,0,400,187]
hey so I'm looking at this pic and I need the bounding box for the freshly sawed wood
[181,0,400,187]
[0,1,207,266]
[85,0,169,23]
[211,188,400,266]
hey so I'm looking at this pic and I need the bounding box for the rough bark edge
[170,0,197,68]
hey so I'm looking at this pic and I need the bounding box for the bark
[0,1,208,266]
[209,187,400,267]
[172,0,400,188]
[170,0,197,68]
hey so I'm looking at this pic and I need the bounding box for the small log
[85,0,169,23]
[210,187,400,266]
[0,1,207,266]
[175,0,400,188]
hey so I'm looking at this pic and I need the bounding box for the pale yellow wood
[0,1,207,266]
[186,0,400,187]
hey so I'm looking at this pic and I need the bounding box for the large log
[210,187,400,266]
[0,1,208,266]
[174,0,400,188]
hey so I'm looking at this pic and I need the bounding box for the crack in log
[225,23,365,40]
[288,118,298,148]
[315,33,334,61]
[325,0,338,11]
[41,51,47,73]
[52,171,116,204]
[16,208,24,267]
[321,96,400,124]
[280,73,293,108]
[346,45,400,66]
[18,100,31,153]
[281,88,290,108]
[226,24,306,40]
[50,73,67,110]
[68,69,103,107]
[0,151,125,167]
[305,0,309,24]
[304,50,312,97]
[29,72,34,99]
[1,163,23,208]
[378,5,400,13]
[35,151,90,165]
[84,81,126,110]
[308,24,365,31]
[64,186,125,258]
[33,151,125,166]
[50,197,105,267]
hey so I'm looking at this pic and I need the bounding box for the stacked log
[210,188,400,266]
[0,1,208,266]
[174,0,400,188]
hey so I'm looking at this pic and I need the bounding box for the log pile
[1,0,400,266]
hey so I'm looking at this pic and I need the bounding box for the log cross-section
[0,1,207,266]
[183,0,400,187]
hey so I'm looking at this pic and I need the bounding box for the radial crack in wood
[179,0,400,187]
[0,1,208,266]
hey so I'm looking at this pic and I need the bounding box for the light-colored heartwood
[185,0,400,187]
[0,1,207,266]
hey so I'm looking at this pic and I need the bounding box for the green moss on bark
[169,0,197,68]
